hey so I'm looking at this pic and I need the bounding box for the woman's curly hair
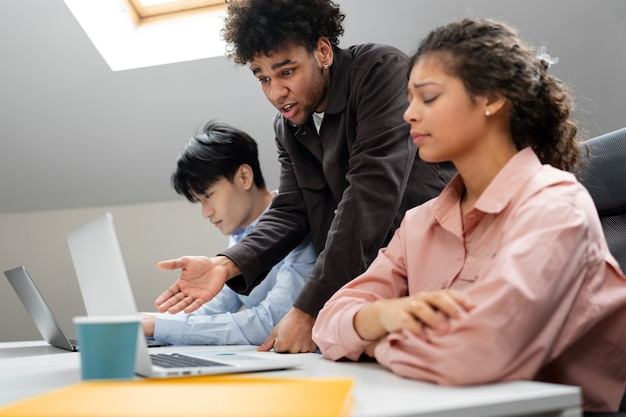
[222,0,345,65]
[411,18,583,172]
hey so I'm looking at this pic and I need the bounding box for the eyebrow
[251,59,296,76]
[410,81,439,89]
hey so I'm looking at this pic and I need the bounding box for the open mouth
[281,103,298,119]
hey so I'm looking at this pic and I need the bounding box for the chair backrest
[576,127,626,273]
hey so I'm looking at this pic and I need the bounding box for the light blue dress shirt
[152,201,316,345]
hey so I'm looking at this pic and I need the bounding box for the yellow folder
[0,375,354,417]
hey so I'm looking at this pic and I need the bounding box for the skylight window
[63,0,227,72]
[127,0,225,22]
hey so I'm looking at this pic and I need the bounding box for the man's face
[193,169,257,236]
[250,43,330,126]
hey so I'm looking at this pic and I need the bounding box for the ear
[483,94,507,117]
[237,164,254,191]
[315,37,334,69]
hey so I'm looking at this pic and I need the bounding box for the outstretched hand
[155,255,234,314]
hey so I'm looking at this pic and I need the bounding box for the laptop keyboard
[150,353,230,368]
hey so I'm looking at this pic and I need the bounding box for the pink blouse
[313,148,626,412]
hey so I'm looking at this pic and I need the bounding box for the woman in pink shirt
[312,17,626,413]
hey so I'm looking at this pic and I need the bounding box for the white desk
[0,340,582,417]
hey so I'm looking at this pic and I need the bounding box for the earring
[323,64,329,71]
[485,109,491,116]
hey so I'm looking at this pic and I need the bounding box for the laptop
[4,266,79,352]
[4,266,169,351]
[66,212,298,378]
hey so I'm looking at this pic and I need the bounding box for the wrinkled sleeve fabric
[312,220,410,361]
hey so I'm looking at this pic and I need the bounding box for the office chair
[577,127,626,272]
[576,127,626,417]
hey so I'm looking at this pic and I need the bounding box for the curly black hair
[222,0,345,65]
[411,18,583,172]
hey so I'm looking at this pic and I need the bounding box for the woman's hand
[355,290,474,342]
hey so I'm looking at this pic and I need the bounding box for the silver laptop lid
[66,213,138,317]
[66,212,155,375]
[4,266,77,351]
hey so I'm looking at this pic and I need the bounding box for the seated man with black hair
[142,122,316,345]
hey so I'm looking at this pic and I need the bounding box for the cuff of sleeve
[316,304,370,361]
[153,312,187,345]
[219,249,270,296]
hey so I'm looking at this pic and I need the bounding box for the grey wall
[0,202,228,342]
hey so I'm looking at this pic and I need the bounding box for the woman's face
[403,55,489,165]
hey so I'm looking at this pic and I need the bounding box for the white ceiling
[1,0,625,213]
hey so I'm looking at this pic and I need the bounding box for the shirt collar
[433,147,543,220]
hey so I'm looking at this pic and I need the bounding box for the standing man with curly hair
[155,0,453,353]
